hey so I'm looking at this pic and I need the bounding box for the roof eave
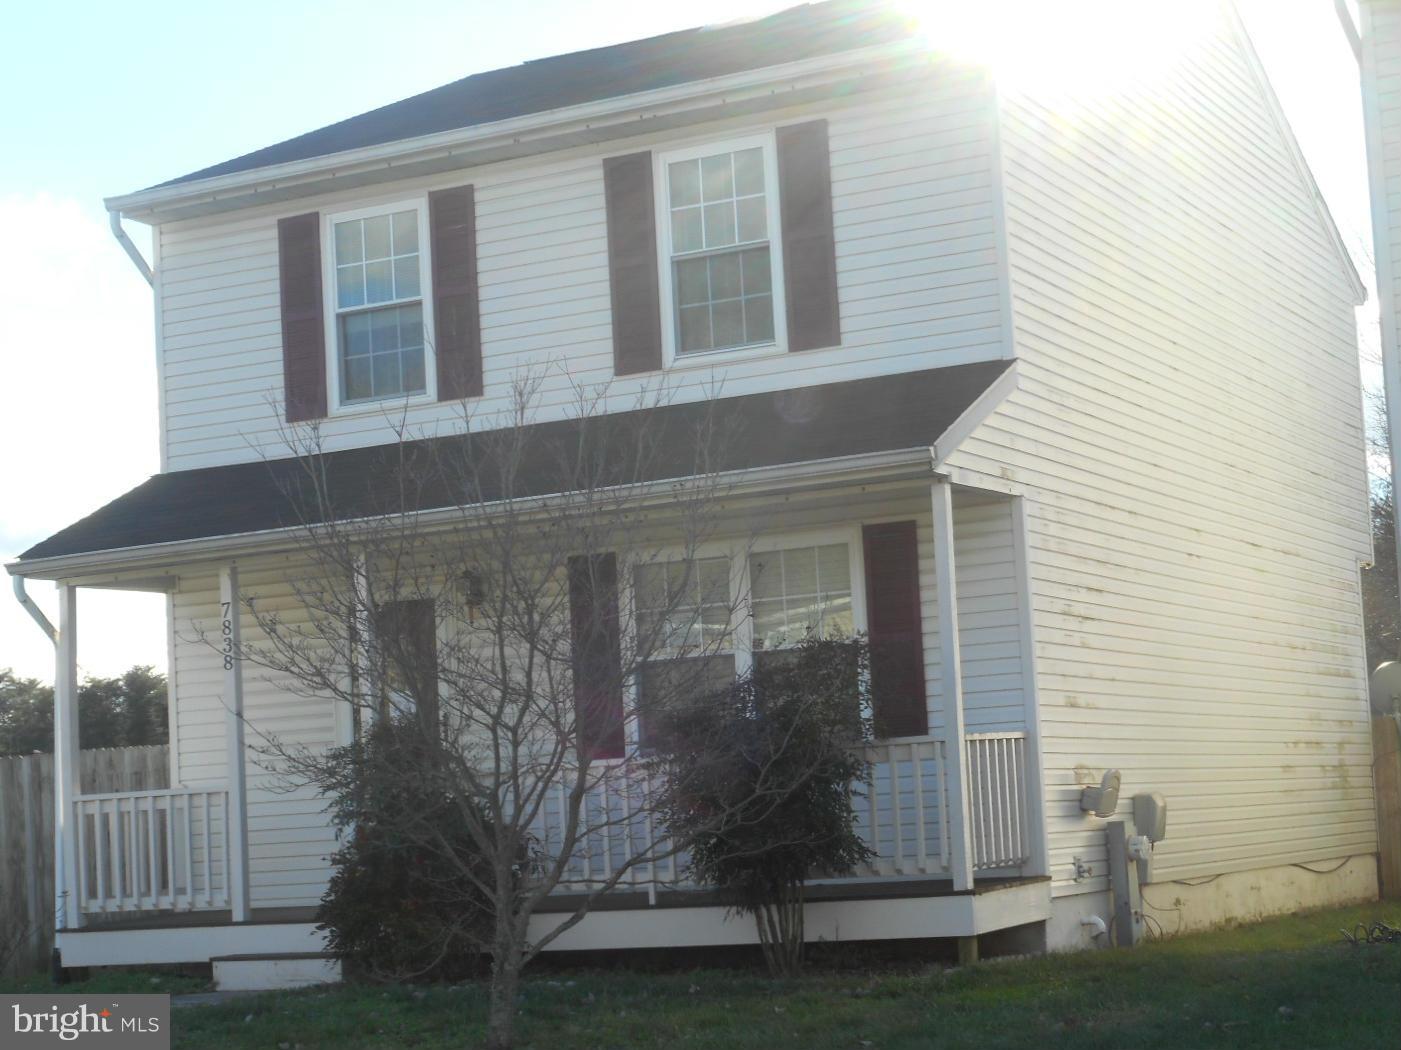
[106,39,934,225]
[6,445,947,582]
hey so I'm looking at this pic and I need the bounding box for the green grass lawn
[10,903,1401,1048]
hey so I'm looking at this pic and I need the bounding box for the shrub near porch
[151,903,1401,1048]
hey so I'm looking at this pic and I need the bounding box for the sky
[0,0,1376,684]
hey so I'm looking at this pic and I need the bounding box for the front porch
[26,472,1049,970]
[59,727,1037,921]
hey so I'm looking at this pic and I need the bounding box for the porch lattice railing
[72,788,231,915]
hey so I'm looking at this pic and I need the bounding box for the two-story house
[9,0,1380,986]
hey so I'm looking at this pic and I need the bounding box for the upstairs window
[659,136,784,360]
[327,201,433,407]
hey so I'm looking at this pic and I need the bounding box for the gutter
[109,211,153,286]
[13,575,57,646]
[1336,0,1362,62]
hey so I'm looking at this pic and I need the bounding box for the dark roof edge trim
[7,446,940,581]
[104,40,925,222]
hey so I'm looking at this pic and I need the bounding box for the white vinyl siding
[154,67,1003,469]
[172,562,341,908]
[944,7,1373,897]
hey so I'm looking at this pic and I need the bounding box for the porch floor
[71,876,1049,932]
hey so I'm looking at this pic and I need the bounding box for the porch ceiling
[12,360,1013,574]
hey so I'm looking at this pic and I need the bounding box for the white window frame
[622,526,868,751]
[653,131,788,369]
[321,196,437,415]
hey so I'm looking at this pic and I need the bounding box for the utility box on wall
[1133,792,1168,843]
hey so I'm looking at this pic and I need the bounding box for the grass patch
[11,903,1401,1048]
[2,968,208,997]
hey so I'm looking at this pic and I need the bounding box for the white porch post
[220,564,252,923]
[1011,496,1051,877]
[351,552,379,731]
[54,584,81,931]
[931,481,975,891]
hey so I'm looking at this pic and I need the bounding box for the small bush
[658,636,875,975]
[316,720,495,981]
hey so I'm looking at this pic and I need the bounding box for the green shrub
[315,719,495,981]
[657,636,875,975]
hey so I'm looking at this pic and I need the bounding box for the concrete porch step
[212,952,342,992]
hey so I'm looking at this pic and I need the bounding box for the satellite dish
[1370,662,1401,715]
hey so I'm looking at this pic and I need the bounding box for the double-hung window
[630,534,862,745]
[748,541,855,670]
[660,135,783,359]
[633,556,736,747]
[327,201,433,407]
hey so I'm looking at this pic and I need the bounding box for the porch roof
[14,360,1012,568]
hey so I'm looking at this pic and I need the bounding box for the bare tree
[212,374,861,1049]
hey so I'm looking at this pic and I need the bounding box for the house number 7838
[221,601,235,670]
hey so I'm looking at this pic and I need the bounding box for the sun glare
[899,0,1221,97]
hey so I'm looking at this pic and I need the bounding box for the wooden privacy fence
[1378,716,1401,900]
[0,746,168,979]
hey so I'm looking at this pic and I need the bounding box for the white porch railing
[528,768,681,890]
[72,788,231,915]
[965,732,1033,870]
[530,731,1034,890]
[853,736,951,877]
[64,732,1033,915]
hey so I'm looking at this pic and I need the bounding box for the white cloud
[0,193,167,682]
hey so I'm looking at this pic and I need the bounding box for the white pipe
[1336,0,1361,63]
[1080,915,1109,942]
[12,575,57,645]
[109,211,153,286]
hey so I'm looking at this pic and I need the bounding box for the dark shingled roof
[154,0,915,189]
[18,361,1010,563]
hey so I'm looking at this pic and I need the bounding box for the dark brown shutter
[776,119,841,352]
[375,599,439,730]
[603,152,663,375]
[568,553,625,760]
[862,521,928,738]
[429,185,483,400]
[277,212,328,422]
